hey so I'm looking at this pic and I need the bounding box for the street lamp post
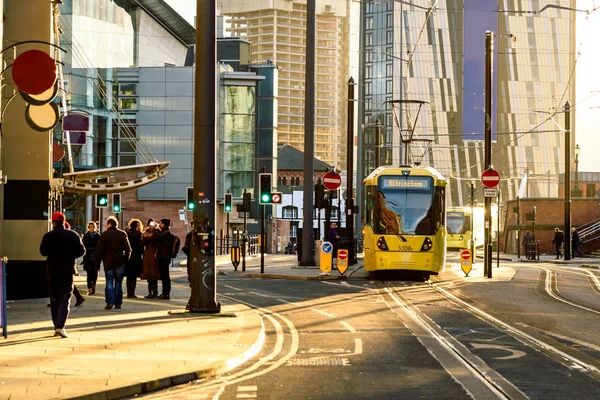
[573,144,581,198]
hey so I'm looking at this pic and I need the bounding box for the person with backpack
[551,227,564,259]
[156,219,180,300]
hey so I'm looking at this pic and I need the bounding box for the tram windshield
[446,212,466,234]
[376,176,435,235]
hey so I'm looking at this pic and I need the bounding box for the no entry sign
[481,168,501,188]
[337,249,349,275]
[460,249,472,277]
[323,171,342,191]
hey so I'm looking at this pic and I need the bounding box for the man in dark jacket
[96,217,131,309]
[156,219,175,300]
[552,227,564,259]
[571,227,584,258]
[40,212,86,338]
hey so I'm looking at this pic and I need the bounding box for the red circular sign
[460,250,471,260]
[52,144,65,163]
[338,250,348,260]
[322,171,342,190]
[481,168,501,188]
[12,50,57,95]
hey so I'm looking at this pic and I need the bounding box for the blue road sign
[321,242,333,254]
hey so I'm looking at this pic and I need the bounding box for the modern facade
[220,0,351,170]
[358,0,576,209]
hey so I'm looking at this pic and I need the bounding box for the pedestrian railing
[525,241,540,260]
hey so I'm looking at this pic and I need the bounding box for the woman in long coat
[82,221,100,295]
[140,218,161,298]
[125,219,143,298]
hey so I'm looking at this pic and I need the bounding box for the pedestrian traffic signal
[95,194,108,208]
[112,193,122,213]
[259,173,272,204]
[224,192,232,213]
[186,187,194,210]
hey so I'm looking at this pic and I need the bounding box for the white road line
[237,386,258,392]
[340,321,356,333]
[311,308,336,318]
[249,291,270,298]
[515,323,600,352]
[224,285,242,291]
[276,298,302,307]
[235,395,257,399]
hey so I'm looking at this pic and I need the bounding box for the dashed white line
[276,298,302,307]
[339,321,356,333]
[224,285,242,291]
[311,308,336,318]
[237,386,258,392]
[249,291,270,298]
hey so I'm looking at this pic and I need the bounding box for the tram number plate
[397,245,413,251]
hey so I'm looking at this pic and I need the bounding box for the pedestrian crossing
[236,385,258,398]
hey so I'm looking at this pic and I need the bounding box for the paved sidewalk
[0,270,263,400]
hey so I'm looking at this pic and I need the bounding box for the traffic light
[259,173,272,204]
[112,193,122,213]
[95,194,108,208]
[314,183,325,209]
[224,193,232,213]
[243,191,251,212]
[186,187,194,210]
[271,192,282,204]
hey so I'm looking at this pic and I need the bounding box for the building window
[387,13,393,28]
[386,30,393,44]
[366,81,372,96]
[386,63,392,77]
[366,16,373,30]
[283,206,298,219]
[119,83,137,96]
[282,176,287,186]
[386,80,393,94]
[278,177,282,186]
[120,97,137,110]
[366,32,373,47]
[365,66,372,79]
[586,183,596,198]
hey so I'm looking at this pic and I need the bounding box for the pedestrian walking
[40,212,85,338]
[82,221,100,295]
[522,231,533,259]
[141,218,161,298]
[65,221,85,306]
[328,222,340,258]
[125,219,143,298]
[156,219,176,300]
[551,227,564,259]
[96,217,131,310]
[571,227,584,258]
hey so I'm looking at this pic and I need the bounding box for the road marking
[236,395,257,399]
[276,298,302,307]
[286,358,351,367]
[237,386,258,392]
[306,339,363,358]
[224,285,242,291]
[249,291,270,298]
[340,321,356,333]
[311,308,336,318]
[469,343,526,360]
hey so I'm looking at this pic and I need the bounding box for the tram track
[428,279,600,382]
[538,267,600,315]
[382,282,526,400]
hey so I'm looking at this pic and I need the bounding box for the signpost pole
[484,31,494,280]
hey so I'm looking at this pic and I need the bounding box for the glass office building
[359,0,576,207]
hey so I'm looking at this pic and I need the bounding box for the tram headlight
[377,236,389,251]
[420,237,433,252]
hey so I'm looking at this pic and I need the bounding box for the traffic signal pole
[189,0,220,313]
[261,167,266,273]
[484,31,493,279]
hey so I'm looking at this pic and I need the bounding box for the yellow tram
[362,166,447,278]
[446,207,484,250]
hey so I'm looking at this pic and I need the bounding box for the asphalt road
[142,256,600,399]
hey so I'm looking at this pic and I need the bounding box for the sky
[166,1,600,172]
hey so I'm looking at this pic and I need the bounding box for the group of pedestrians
[551,226,584,259]
[39,212,180,338]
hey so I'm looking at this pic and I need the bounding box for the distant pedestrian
[552,227,564,259]
[571,227,583,258]
[141,218,161,298]
[40,212,85,338]
[522,232,533,259]
[328,222,340,259]
[82,221,100,295]
[125,219,144,298]
[96,217,131,310]
[156,219,176,300]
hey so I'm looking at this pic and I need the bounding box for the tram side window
[366,185,374,225]
[435,187,445,232]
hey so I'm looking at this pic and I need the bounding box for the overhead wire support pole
[484,31,493,279]
[564,101,572,261]
[189,0,220,313]
[346,77,355,265]
[300,0,316,266]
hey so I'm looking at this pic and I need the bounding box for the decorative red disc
[52,143,65,163]
[12,50,57,95]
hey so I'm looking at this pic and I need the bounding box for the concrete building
[358,0,576,209]
[220,0,351,170]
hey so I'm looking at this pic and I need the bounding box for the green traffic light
[261,193,270,202]
[225,205,231,212]
[99,197,107,205]
[113,205,120,212]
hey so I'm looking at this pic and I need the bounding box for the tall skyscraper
[359,0,576,207]
[220,0,351,170]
